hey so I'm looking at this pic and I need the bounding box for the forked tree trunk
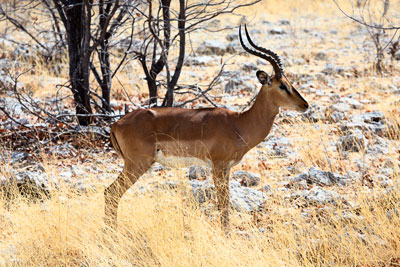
[54,0,93,125]
[163,0,185,107]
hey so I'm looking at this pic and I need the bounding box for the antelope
[105,24,309,230]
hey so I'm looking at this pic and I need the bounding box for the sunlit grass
[0,159,399,266]
[1,0,400,265]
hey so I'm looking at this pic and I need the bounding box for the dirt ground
[1,0,400,266]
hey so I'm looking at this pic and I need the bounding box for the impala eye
[279,84,289,93]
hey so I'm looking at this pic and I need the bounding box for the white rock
[338,129,366,152]
[187,165,208,180]
[197,40,233,55]
[232,170,261,187]
[329,111,345,122]
[292,167,347,186]
[189,180,267,212]
[331,102,350,113]
[291,186,342,205]
[59,171,73,181]
[343,98,363,109]
[185,55,215,66]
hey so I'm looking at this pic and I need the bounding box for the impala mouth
[297,102,309,112]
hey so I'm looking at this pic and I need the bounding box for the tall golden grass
[1,0,400,265]
[0,162,399,266]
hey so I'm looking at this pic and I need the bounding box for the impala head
[239,24,309,112]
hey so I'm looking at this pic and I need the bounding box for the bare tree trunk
[147,76,158,106]
[376,51,384,74]
[163,0,185,107]
[64,0,93,125]
[96,0,112,112]
[98,43,112,112]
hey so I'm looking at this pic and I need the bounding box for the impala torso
[111,83,282,170]
[113,106,246,168]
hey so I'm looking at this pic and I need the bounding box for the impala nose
[304,102,309,109]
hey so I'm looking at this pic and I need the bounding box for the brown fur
[104,73,309,230]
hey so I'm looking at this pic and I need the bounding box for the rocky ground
[2,16,399,210]
[1,3,400,265]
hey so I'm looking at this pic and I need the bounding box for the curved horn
[244,24,283,71]
[239,24,283,79]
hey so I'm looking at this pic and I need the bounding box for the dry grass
[0,162,399,266]
[2,0,400,265]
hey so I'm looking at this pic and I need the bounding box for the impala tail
[110,128,124,159]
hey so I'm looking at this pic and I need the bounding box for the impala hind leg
[104,156,153,229]
[212,164,231,230]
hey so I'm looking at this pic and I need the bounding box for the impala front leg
[212,163,231,230]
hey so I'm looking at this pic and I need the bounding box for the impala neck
[237,86,279,149]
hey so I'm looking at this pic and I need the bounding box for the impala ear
[256,70,271,85]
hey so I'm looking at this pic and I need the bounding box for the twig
[332,0,400,30]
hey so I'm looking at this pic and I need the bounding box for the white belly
[154,149,211,168]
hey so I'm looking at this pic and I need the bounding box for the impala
[105,24,309,229]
